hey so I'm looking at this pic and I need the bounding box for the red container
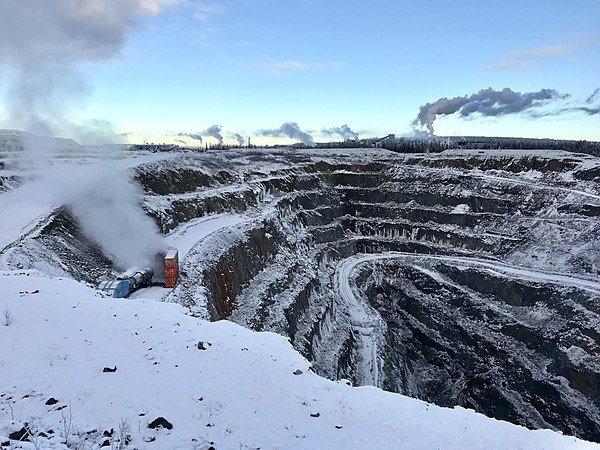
[165,276,177,288]
[165,267,178,278]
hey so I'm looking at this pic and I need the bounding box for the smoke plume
[203,125,224,145]
[229,132,245,146]
[259,122,313,145]
[413,87,568,134]
[577,88,600,115]
[179,132,203,144]
[322,124,359,141]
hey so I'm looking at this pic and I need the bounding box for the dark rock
[310,413,320,418]
[102,366,117,373]
[293,369,303,375]
[100,439,111,447]
[103,428,114,437]
[1,441,10,447]
[148,417,173,430]
[9,426,29,441]
[45,397,59,405]
[197,341,211,350]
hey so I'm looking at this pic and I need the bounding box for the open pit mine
[2,142,600,442]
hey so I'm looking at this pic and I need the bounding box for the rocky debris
[8,426,29,441]
[102,366,117,372]
[148,417,173,430]
[45,397,58,405]
[197,341,211,350]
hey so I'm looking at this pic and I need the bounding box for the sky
[0,0,599,145]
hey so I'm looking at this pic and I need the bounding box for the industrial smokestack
[413,87,568,135]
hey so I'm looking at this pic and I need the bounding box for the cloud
[0,0,176,139]
[258,122,313,145]
[586,88,600,104]
[488,45,572,71]
[413,87,569,135]
[322,124,359,140]
[191,2,225,21]
[487,60,536,71]
[252,60,343,74]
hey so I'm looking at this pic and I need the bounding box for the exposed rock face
[5,148,600,442]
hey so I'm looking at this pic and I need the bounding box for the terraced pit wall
[7,149,599,442]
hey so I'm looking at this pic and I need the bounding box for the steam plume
[44,161,165,271]
[0,1,170,270]
[229,133,245,146]
[0,0,164,140]
[179,132,203,144]
[259,122,313,145]
[413,87,568,134]
[203,125,224,145]
[322,124,359,140]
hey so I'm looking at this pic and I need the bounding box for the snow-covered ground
[2,270,599,450]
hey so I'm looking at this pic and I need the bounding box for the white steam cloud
[0,1,170,270]
[203,124,224,145]
[178,125,224,145]
[229,132,245,146]
[179,132,203,144]
[44,160,165,270]
[0,0,167,140]
[259,122,313,145]
[322,124,359,141]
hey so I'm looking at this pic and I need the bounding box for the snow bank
[0,271,597,449]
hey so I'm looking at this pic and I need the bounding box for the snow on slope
[1,271,598,450]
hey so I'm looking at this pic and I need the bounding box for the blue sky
[1,1,599,144]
